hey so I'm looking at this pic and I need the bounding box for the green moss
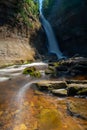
[77,88,87,95]
[23,66,36,74]
[18,0,39,27]
[53,62,60,67]
[23,66,41,78]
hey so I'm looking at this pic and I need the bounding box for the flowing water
[39,0,65,59]
[0,63,87,130]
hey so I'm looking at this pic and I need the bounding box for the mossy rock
[67,83,87,96]
[45,69,55,75]
[23,66,41,78]
[53,62,60,67]
[77,88,87,96]
[45,65,56,76]
[36,81,67,92]
[67,86,79,96]
[23,66,36,74]
[32,71,41,78]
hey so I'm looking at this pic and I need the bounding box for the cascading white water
[38,0,43,15]
[38,0,65,59]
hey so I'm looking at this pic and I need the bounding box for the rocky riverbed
[0,57,87,130]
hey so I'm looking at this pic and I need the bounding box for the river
[0,62,87,130]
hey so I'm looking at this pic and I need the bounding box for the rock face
[0,0,18,25]
[46,0,87,57]
[0,0,45,67]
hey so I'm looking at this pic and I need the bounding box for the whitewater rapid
[0,62,48,82]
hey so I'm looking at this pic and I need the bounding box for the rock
[67,98,87,120]
[77,88,87,96]
[0,0,45,67]
[67,83,87,96]
[52,89,67,96]
[66,80,87,84]
[45,65,56,75]
[45,69,55,75]
[48,57,87,78]
[23,66,36,74]
[47,0,87,57]
[36,80,67,91]
[23,66,41,78]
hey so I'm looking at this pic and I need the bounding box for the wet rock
[23,66,41,78]
[45,69,55,75]
[52,89,67,97]
[36,80,67,91]
[66,80,87,84]
[47,57,87,78]
[45,65,56,75]
[67,98,87,120]
[67,83,87,96]
[77,88,87,96]
[23,66,36,74]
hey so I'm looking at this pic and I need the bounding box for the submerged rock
[67,98,87,120]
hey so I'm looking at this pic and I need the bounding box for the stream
[0,62,87,130]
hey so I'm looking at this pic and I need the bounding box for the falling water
[39,0,65,59]
[38,0,43,15]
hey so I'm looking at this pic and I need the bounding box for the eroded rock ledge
[0,0,45,67]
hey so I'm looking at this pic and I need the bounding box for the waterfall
[38,0,65,59]
[38,0,43,15]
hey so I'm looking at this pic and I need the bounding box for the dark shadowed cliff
[43,0,87,57]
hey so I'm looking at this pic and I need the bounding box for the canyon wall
[0,0,44,66]
[44,0,87,57]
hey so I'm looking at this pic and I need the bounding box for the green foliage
[23,66,41,78]
[18,0,39,27]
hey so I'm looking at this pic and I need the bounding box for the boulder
[23,66,41,78]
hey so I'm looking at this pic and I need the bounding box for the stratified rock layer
[0,0,44,66]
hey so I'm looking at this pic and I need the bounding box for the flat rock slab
[36,80,67,91]
[52,89,67,96]
[67,83,87,96]
[66,80,87,84]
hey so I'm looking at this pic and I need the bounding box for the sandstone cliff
[0,0,42,67]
